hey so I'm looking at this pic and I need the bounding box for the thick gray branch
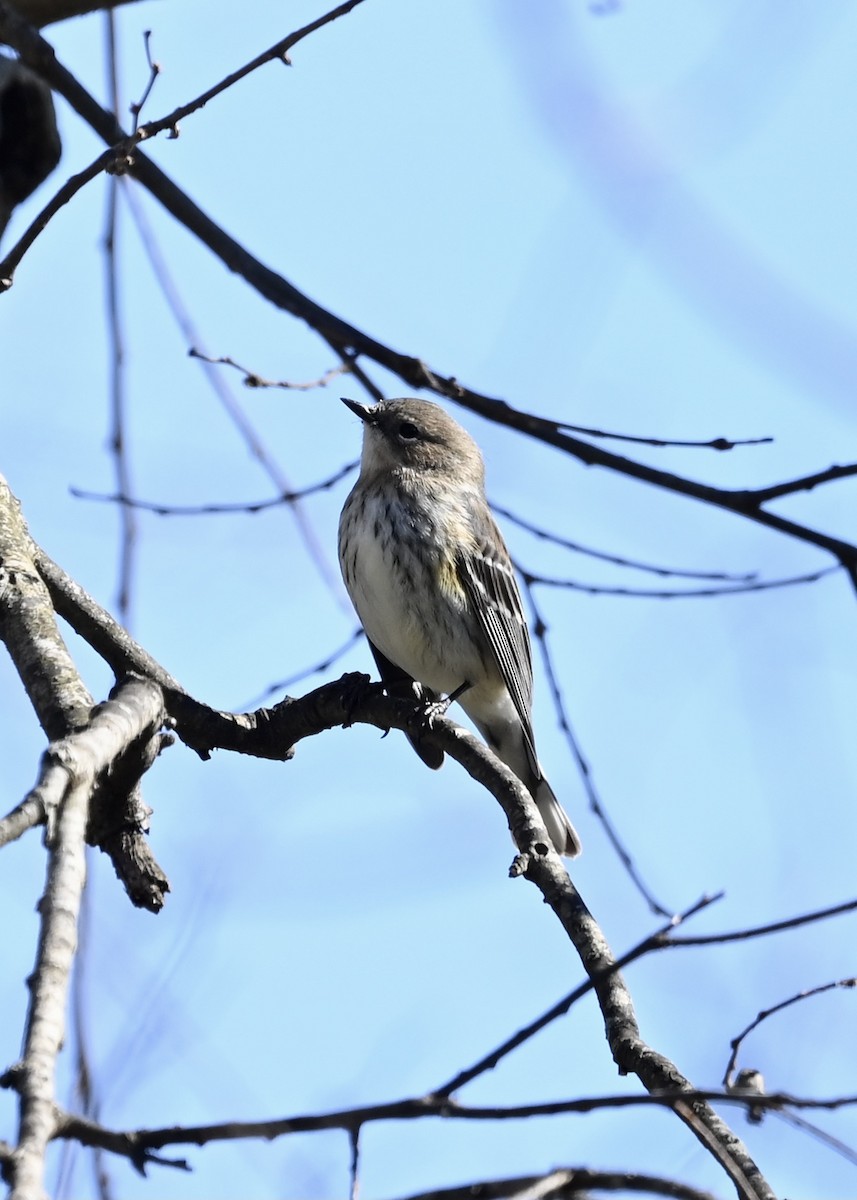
[0,473,169,909]
[7,676,165,1200]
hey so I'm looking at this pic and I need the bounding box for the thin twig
[0,1,366,286]
[119,180,349,608]
[48,1087,857,1165]
[492,502,757,582]
[396,1169,719,1200]
[240,627,363,708]
[521,576,672,916]
[7,678,166,1200]
[723,978,857,1088]
[522,563,840,599]
[188,348,350,392]
[128,29,160,135]
[554,421,773,452]
[434,894,721,1097]
[69,459,358,515]
[665,895,857,947]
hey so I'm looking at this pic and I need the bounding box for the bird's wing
[457,525,538,775]
[366,637,445,770]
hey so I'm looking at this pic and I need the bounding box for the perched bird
[338,396,581,858]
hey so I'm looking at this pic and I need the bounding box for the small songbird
[338,396,581,858]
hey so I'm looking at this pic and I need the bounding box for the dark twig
[522,563,840,600]
[744,462,857,504]
[348,1126,360,1200]
[103,159,136,628]
[241,627,364,707]
[665,894,857,947]
[48,1088,855,1165]
[492,502,757,582]
[128,29,160,135]
[69,459,358,515]
[520,576,672,916]
[439,892,857,1102]
[127,0,366,144]
[188,348,350,392]
[0,146,127,289]
[398,1170,719,1200]
[0,0,365,286]
[119,181,347,607]
[434,894,721,1098]
[554,421,772,452]
[723,978,857,1088]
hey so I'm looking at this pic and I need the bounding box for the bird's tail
[534,777,582,859]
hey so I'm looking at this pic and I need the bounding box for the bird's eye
[398,421,420,441]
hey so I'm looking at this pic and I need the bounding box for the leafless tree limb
[42,1088,852,1179]
[521,576,669,915]
[664,896,857,948]
[435,894,722,1097]
[491,502,757,581]
[0,473,169,908]
[398,1169,719,1200]
[723,978,857,1088]
[188,347,350,392]
[2,676,165,1200]
[522,564,840,600]
[69,458,359,514]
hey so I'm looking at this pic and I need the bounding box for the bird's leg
[420,679,471,722]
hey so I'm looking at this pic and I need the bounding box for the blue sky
[3,2,857,1197]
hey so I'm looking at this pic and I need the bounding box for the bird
[338,396,581,858]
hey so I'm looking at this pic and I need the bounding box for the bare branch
[118,184,348,610]
[723,978,857,1088]
[128,28,160,134]
[520,576,671,916]
[492,502,757,582]
[0,474,169,908]
[5,676,165,1199]
[188,348,350,392]
[553,421,773,452]
[435,894,722,1098]
[69,459,358,515]
[665,895,857,948]
[398,1169,719,1200]
[241,627,364,707]
[522,563,840,599]
[744,462,857,504]
[48,1088,852,1171]
[0,0,366,285]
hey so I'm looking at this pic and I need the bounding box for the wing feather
[457,523,539,774]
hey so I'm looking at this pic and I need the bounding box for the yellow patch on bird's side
[437,554,467,603]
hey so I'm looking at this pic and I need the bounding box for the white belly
[340,498,490,695]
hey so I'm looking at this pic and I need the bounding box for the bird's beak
[341,397,376,423]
